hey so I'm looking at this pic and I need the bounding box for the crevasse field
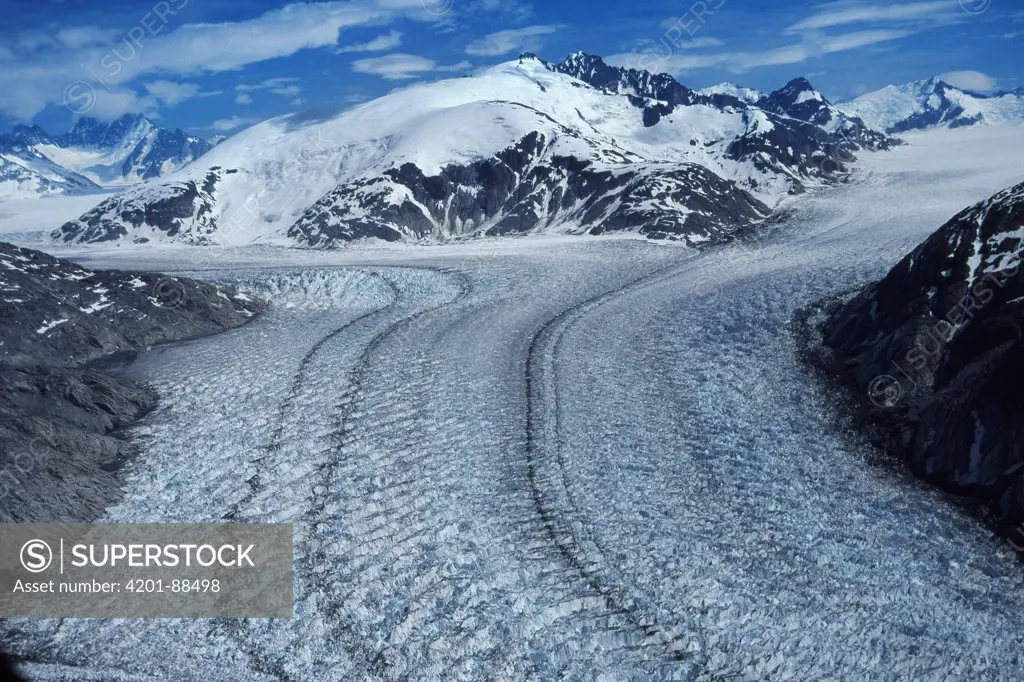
[5,125,1024,680]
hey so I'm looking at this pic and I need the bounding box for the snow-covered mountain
[698,82,763,105]
[838,78,1024,133]
[0,135,102,201]
[0,114,213,199]
[56,52,897,248]
[33,114,213,186]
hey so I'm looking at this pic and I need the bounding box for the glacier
[3,124,1024,680]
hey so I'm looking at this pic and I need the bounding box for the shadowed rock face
[0,241,265,522]
[0,240,263,367]
[0,651,24,681]
[823,181,1024,522]
[0,366,156,522]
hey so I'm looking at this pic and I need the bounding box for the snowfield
[4,124,1024,680]
[0,192,112,240]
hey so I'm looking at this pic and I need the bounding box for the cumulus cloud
[938,70,997,92]
[144,80,211,106]
[352,53,471,80]
[235,93,253,105]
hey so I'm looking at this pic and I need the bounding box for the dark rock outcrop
[0,241,265,522]
[822,181,1024,523]
[53,169,224,244]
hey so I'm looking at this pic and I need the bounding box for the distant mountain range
[0,114,213,200]
[5,69,1022,207]
[837,78,1024,133]
[55,52,898,248]
[0,146,101,200]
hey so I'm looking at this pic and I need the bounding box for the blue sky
[0,0,1020,138]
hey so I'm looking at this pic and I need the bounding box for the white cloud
[235,77,302,98]
[608,28,911,75]
[55,26,119,49]
[787,1,958,32]
[235,92,253,105]
[462,0,534,23]
[335,30,403,53]
[352,53,471,80]
[465,25,560,57]
[144,80,205,106]
[939,70,997,92]
[821,29,913,52]
[0,1,440,120]
[85,88,156,120]
[16,31,60,53]
[211,115,259,131]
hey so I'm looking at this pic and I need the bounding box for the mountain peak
[551,51,614,79]
[838,76,1024,132]
[698,82,764,105]
[53,51,900,248]
[774,77,828,103]
[785,76,816,90]
[761,77,836,125]
[65,113,156,151]
[9,123,54,147]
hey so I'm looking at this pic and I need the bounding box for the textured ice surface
[5,125,1024,680]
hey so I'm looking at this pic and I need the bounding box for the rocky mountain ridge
[55,52,898,248]
[0,240,264,522]
[0,114,213,199]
